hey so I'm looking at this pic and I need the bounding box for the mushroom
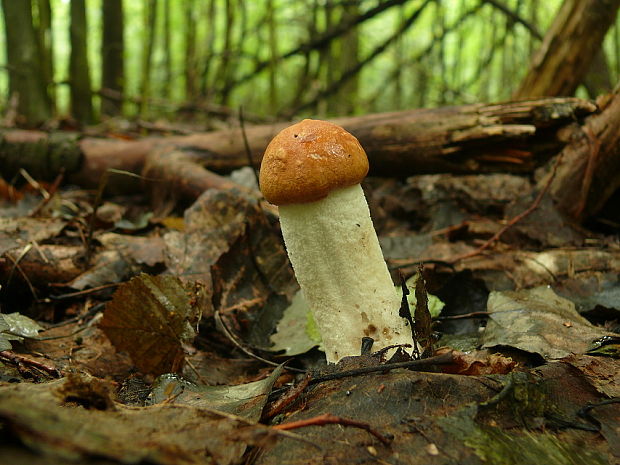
[259,119,412,363]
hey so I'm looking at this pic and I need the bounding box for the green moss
[439,378,607,465]
[464,423,606,465]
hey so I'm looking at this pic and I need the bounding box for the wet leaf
[164,189,294,314]
[1,311,45,341]
[256,362,615,465]
[379,234,432,260]
[0,311,45,352]
[563,354,620,397]
[482,286,614,359]
[0,314,12,351]
[99,232,166,267]
[504,194,582,247]
[0,312,45,351]
[67,249,133,290]
[554,274,620,313]
[148,365,283,421]
[100,274,205,375]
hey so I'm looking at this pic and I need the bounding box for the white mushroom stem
[278,184,412,363]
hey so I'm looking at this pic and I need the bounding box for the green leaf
[1,312,45,341]
[403,274,445,319]
[269,291,320,356]
[147,365,284,421]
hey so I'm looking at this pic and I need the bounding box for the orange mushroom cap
[259,119,369,205]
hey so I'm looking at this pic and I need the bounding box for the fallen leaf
[562,354,620,397]
[440,349,517,375]
[0,314,12,350]
[99,232,166,267]
[100,274,205,375]
[482,286,614,359]
[2,312,45,339]
[270,291,319,356]
[148,365,283,421]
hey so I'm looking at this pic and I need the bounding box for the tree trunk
[138,0,157,117]
[161,0,172,99]
[583,50,613,98]
[63,97,596,193]
[0,95,603,216]
[69,0,94,123]
[101,0,124,116]
[0,97,596,192]
[199,0,217,99]
[215,0,235,106]
[267,0,278,114]
[34,0,54,112]
[184,0,197,101]
[514,0,620,98]
[338,1,360,114]
[1,0,52,126]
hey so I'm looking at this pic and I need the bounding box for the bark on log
[514,0,620,99]
[143,145,249,205]
[0,97,597,193]
[543,88,620,221]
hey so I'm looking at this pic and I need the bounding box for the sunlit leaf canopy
[0,0,618,123]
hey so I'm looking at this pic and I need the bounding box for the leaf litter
[0,161,619,464]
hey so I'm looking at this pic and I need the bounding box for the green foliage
[1,0,619,122]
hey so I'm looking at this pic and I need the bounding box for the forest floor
[0,115,619,465]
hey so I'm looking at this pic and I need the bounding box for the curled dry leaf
[439,348,517,375]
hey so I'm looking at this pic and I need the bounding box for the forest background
[1,0,618,129]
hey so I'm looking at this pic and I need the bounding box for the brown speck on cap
[259,119,369,205]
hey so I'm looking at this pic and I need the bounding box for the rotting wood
[0,97,597,194]
[543,89,620,221]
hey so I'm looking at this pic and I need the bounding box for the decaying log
[543,89,620,221]
[0,97,596,193]
[142,145,249,205]
[3,95,618,220]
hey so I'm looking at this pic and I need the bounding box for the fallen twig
[273,413,392,446]
[310,351,455,385]
[0,350,60,378]
[263,374,313,420]
[214,311,306,373]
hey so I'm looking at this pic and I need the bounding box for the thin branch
[364,1,482,107]
[214,311,306,373]
[0,351,60,378]
[482,0,543,40]
[274,413,392,446]
[238,106,260,188]
[221,0,413,95]
[285,0,433,117]
[310,351,455,385]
